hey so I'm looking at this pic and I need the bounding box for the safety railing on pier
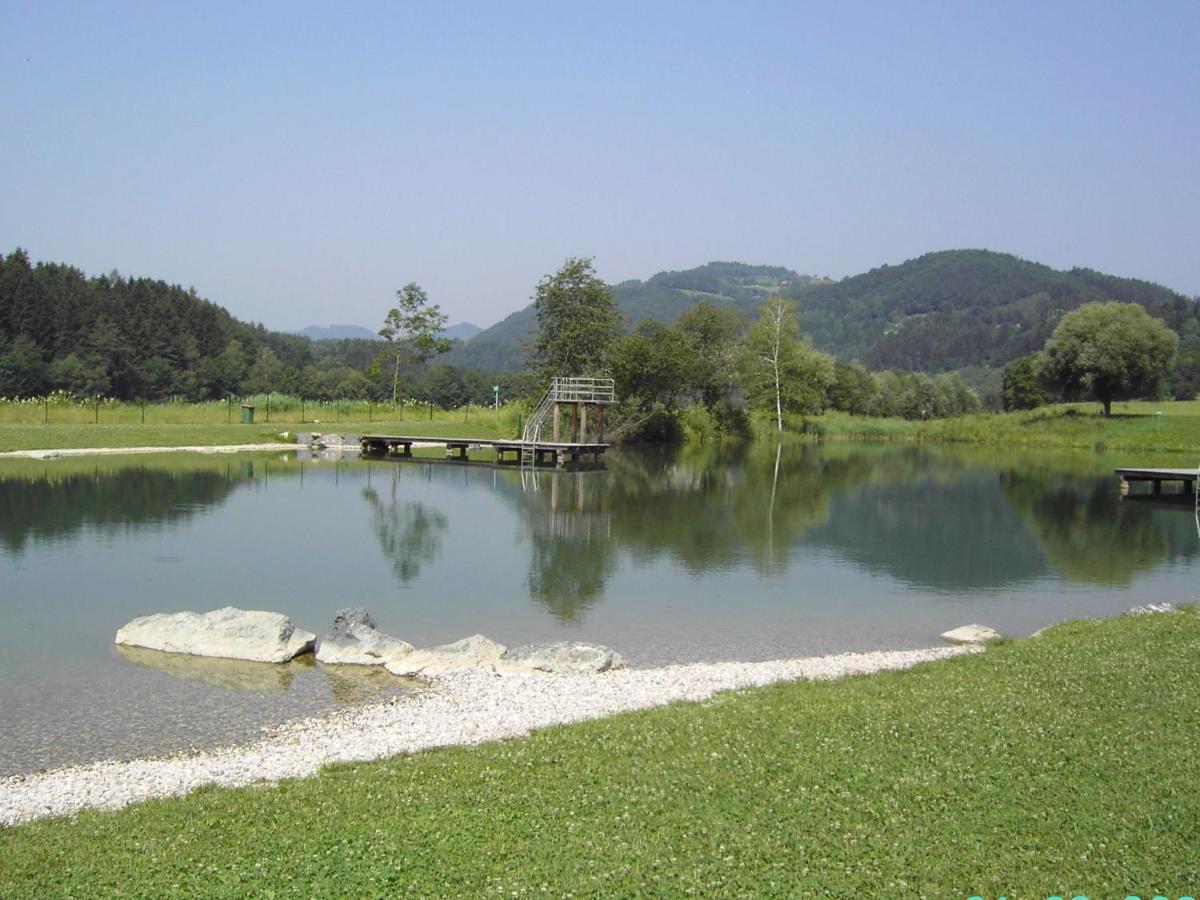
[520,377,616,464]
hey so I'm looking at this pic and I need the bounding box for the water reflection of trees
[605,443,917,576]
[363,471,448,584]
[0,462,243,555]
[504,443,1200,613]
[1000,469,1200,585]
[509,469,616,623]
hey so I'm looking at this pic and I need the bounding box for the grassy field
[0,406,521,453]
[2,612,1197,897]
[782,401,1200,454]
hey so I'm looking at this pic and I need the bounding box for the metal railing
[546,377,615,404]
[520,377,616,457]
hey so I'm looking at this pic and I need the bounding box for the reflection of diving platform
[1116,467,1199,496]
[360,435,610,466]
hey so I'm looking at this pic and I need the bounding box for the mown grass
[0,413,519,453]
[783,401,1200,454]
[2,613,1198,897]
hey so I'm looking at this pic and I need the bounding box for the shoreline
[0,645,977,827]
[0,442,300,460]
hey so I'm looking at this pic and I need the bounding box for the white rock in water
[1124,602,1178,617]
[115,607,316,663]
[940,624,1002,644]
[385,634,506,676]
[316,608,414,666]
[502,642,626,674]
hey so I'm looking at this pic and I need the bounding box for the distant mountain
[448,262,809,371]
[784,249,1194,372]
[297,324,380,341]
[442,321,482,341]
[298,322,482,342]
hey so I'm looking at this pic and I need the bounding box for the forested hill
[0,249,358,400]
[786,250,1196,372]
[448,261,811,371]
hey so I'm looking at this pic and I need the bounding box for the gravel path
[0,443,299,460]
[0,646,978,827]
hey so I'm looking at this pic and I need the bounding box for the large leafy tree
[739,298,834,431]
[529,258,621,384]
[1038,302,1178,416]
[379,282,451,406]
[1001,353,1050,411]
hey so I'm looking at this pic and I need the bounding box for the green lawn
[787,402,1200,454]
[3,612,1198,897]
[0,416,517,453]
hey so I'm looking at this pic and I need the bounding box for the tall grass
[750,401,1200,454]
[0,393,525,430]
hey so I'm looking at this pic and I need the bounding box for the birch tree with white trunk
[740,298,835,431]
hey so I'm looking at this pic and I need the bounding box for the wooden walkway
[360,434,610,466]
[1116,467,1199,496]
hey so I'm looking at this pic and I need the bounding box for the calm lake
[2,442,1197,775]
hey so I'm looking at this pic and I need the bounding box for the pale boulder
[501,642,626,674]
[384,634,506,676]
[940,624,1002,645]
[1124,602,1178,616]
[316,608,414,667]
[115,607,316,663]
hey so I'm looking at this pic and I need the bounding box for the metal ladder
[520,377,616,466]
[521,383,558,466]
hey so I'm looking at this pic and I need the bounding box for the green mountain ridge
[448,262,810,371]
[786,249,1193,372]
[450,251,1196,375]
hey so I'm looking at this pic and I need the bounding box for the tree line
[528,258,982,439]
[0,249,517,406]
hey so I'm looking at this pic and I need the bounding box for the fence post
[44,397,48,424]
[141,401,145,424]
[301,399,305,424]
[228,395,232,424]
[266,394,270,423]
[95,397,99,424]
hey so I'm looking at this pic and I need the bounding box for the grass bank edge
[2,610,1198,896]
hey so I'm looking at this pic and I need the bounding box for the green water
[1,442,1196,774]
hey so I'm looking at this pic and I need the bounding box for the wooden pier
[360,435,610,466]
[1115,467,1199,496]
[362,377,617,468]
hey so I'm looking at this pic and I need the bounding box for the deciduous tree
[530,258,621,384]
[739,299,834,431]
[1039,302,1177,416]
[379,282,451,406]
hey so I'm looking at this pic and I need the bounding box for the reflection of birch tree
[362,486,447,584]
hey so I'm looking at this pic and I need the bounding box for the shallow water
[1,442,1197,775]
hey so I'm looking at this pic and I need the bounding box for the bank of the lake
[775,400,1200,453]
[0,416,514,454]
[2,611,1197,897]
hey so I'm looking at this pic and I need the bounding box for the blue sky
[2,1,1197,329]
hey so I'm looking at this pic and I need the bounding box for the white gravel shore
[0,443,299,460]
[0,645,977,827]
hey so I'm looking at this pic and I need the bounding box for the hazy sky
[2,2,1197,330]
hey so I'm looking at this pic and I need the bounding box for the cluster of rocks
[2,644,977,826]
[114,606,625,677]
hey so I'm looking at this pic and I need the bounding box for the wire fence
[0,393,519,426]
